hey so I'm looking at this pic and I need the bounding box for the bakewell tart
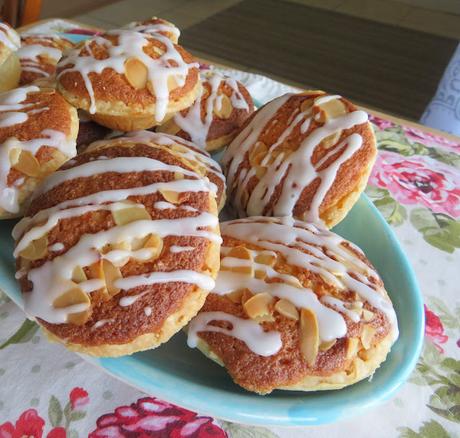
[12,135,222,356]
[0,22,21,92]
[188,216,398,394]
[223,92,377,228]
[56,29,201,131]
[86,130,226,211]
[0,85,78,218]
[123,17,180,44]
[18,34,74,86]
[157,71,254,151]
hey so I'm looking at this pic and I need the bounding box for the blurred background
[2,0,460,128]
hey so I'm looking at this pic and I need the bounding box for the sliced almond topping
[362,309,374,322]
[255,166,266,179]
[228,245,252,260]
[8,148,21,166]
[88,259,104,280]
[53,286,89,309]
[313,97,347,123]
[160,190,180,204]
[228,265,254,276]
[226,289,244,304]
[112,204,151,226]
[243,292,274,319]
[67,310,91,326]
[72,265,87,283]
[249,142,268,167]
[254,269,267,280]
[143,233,163,259]
[102,259,122,296]
[253,314,276,324]
[254,252,276,267]
[346,337,359,359]
[319,339,337,352]
[174,171,184,180]
[275,299,299,321]
[125,57,148,89]
[167,75,178,92]
[360,325,376,350]
[214,94,232,119]
[19,235,48,260]
[12,150,41,177]
[300,98,314,113]
[241,289,254,305]
[299,308,319,366]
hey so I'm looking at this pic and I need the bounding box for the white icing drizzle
[18,44,62,63]
[187,311,282,357]
[49,242,64,252]
[144,306,152,316]
[57,30,198,121]
[224,93,369,222]
[0,23,20,51]
[92,318,114,329]
[124,19,181,41]
[320,295,361,323]
[170,245,194,253]
[173,72,250,148]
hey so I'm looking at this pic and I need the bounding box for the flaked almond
[362,309,374,322]
[143,233,163,259]
[249,141,268,167]
[174,171,184,180]
[241,289,254,304]
[112,204,151,226]
[243,292,274,319]
[102,259,122,296]
[346,337,359,359]
[254,269,267,280]
[12,150,41,177]
[319,339,337,351]
[360,325,376,350]
[53,286,89,309]
[254,314,276,323]
[67,309,91,326]
[284,276,303,288]
[160,190,180,204]
[313,97,346,123]
[254,252,276,267]
[299,308,319,366]
[300,98,314,113]
[228,245,252,260]
[8,148,21,165]
[19,235,48,260]
[72,265,87,283]
[226,289,244,303]
[228,265,254,276]
[88,259,104,280]
[275,298,299,320]
[255,166,266,179]
[125,57,148,89]
[167,75,178,92]
[214,94,232,119]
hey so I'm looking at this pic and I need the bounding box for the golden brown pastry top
[56,30,200,122]
[0,85,77,215]
[157,71,254,150]
[0,22,20,64]
[18,34,74,85]
[13,140,221,347]
[123,17,180,43]
[188,216,398,394]
[223,91,376,227]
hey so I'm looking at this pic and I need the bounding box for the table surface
[0,18,459,438]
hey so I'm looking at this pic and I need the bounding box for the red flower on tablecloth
[89,396,227,437]
[69,387,89,409]
[46,427,66,438]
[425,305,448,353]
[370,151,460,218]
[403,125,460,153]
[369,114,394,130]
[0,409,45,438]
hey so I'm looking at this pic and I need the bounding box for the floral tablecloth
[1,60,459,437]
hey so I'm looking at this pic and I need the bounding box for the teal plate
[0,194,424,426]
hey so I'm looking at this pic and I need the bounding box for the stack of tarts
[0,17,398,396]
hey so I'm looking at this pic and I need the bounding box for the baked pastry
[188,216,398,394]
[86,130,226,211]
[123,17,180,43]
[0,85,78,218]
[223,92,376,228]
[18,34,74,85]
[76,111,111,153]
[13,135,222,356]
[0,22,21,92]
[157,71,254,152]
[56,29,201,131]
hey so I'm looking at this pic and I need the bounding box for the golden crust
[190,217,396,394]
[157,74,254,152]
[0,87,78,219]
[224,91,377,228]
[56,31,200,130]
[16,142,221,356]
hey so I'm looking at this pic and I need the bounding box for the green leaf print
[427,297,460,332]
[49,395,63,427]
[70,410,86,421]
[0,319,39,350]
[398,419,451,438]
[410,209,460,253]
[220,421,279,438]
[365,186,407,226]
